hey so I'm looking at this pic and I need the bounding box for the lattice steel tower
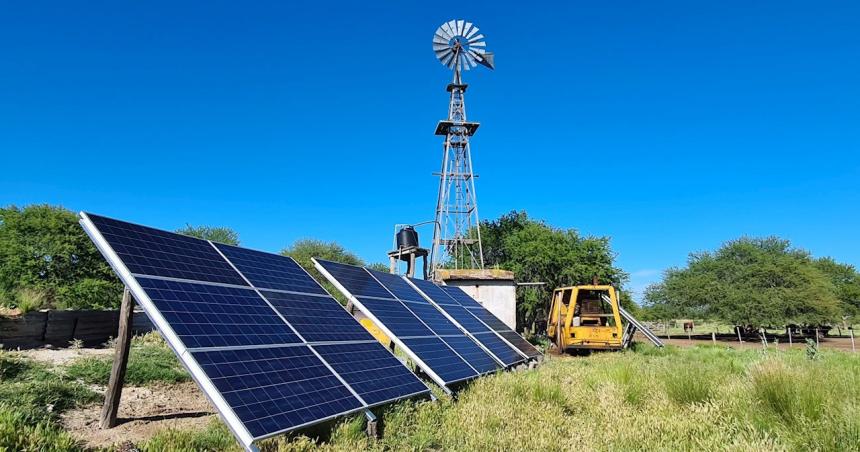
[429,20,495,279]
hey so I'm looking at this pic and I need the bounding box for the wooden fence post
[711,331,716,345]
[100,287,134,429]
[851,329,856,353]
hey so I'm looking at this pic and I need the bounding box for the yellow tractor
[547,285,624,351]
[547,285,663,353]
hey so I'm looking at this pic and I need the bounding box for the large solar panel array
[407,278,542,362]
[79,213,430,450]
[313,260,503,390]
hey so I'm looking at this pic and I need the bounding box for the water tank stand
[388,246,429,279]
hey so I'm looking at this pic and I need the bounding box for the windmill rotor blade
[466,25,479,39]
[433,34,449,45]
[465,52,477,68]
[469,41,486,48]
[456,20,465,35]
[442,22,455,38]
[435,49,453,62]
[463,22,473,38]
[468,34,485,43]
[476,51,495,69]
[437,24,453,40]
[446,20,458,36]
[470,47,486,54]
[441,51,455,67]
[433,44,450,52]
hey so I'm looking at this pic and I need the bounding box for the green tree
[643,237,841,327]
[480,211,628,330]
[0,205,122,309]
[281,239,364,304]
[175,225,240,245]
[814,257,860,322]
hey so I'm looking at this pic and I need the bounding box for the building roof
[437,268,515,281]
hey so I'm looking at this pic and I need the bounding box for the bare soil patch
[62,381,215,449]
[18,346,114,366]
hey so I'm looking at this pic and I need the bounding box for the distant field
[2,338,858,451]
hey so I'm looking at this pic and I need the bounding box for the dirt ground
[61,381,216,449]
[19,346,113,366]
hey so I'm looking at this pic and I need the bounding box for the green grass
[142,345,859,452]
[0,351,98,451]
[5,343,860,451]
[65,333,189,386]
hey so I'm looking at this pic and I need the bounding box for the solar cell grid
[401,337,478,383]
[438,304,492,334]
[498,330,543,358]
[465,306,511,332]
[81,213,432,448]
[192,346,363,438]
[87,214,248,286]
[440,286,485,309]
[261,290,373,343]
[315,343,430,405]
[472,332,525,366]
[315,260,392,298]
[214,244,328,295]
[368,269,426,302]
[355,297,435,338]
[400,301,463,336]
[407,277,458,305]
[138,277,301,349]
[440,335,500,374]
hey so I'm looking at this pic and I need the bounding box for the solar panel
[405,277,531,365]
[80,213,430,449]
[315,259,486,388]
[441,286,543,359]
[214,243,328,295]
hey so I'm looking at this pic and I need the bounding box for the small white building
[438,269,517,330]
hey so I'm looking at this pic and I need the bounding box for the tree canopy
[480,211,628,330]
[643,237,846,326]
[0,205,122,310]
[281,239,364,303]
[175,224,240,246]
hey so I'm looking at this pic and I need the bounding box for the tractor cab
[547,285,625,351]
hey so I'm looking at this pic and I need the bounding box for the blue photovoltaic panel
[439,304,493,334]
[440,287,542,359]
[499,330,543,358]
[355,297,435,338]
[440,335,500,374]
[315,259,393,299]
[401,337,478,383]
[369,270,426,302]
[87,214,248,286]
[82,213,431,448]
[473,333,525,366]
[261,291,373,343]
[439,285,485,309]
[138,277,301,349]
[214,244,328,295]
[464,305,511,331]
[400,301,463,336]
[408,277,458,305]
[193,346,363,438]
[314,343,429,405]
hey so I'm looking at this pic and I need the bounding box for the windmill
[428,20,494,280]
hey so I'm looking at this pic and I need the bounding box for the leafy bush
[14,287,49,313]
[55,278,122,310]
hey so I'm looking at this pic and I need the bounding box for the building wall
[444,280,517,329]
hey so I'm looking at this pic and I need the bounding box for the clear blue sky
[2,1,858,300]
